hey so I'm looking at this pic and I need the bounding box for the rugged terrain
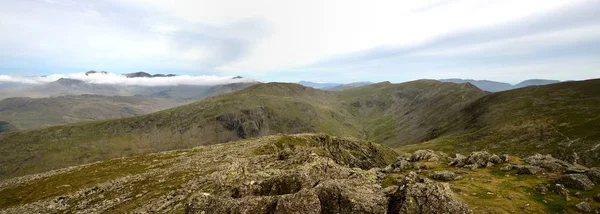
[0,134,598,213]
[0,79,598,184]
[0,80,484,179]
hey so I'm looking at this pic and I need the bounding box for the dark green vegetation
[1,78,599,182]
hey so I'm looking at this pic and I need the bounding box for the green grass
[2,79,600,180]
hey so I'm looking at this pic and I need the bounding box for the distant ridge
[440,78,561,92]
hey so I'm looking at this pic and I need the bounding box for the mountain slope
[0,95,174,132]
[0,78,257,102]
[405,79,600,166]
[325,81,373,91]
[0,80,485,179]
[514,79,561,88]
[439,79,513,92]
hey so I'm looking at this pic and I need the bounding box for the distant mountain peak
[123,72,178,78]
[123,72,153,78]
[85,70,108,76]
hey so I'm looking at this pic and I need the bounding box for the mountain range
[297,81,373,91]
[0,77,258,132]
[0,78,599,213]
[1,79,599,180]
[439,78,561,92]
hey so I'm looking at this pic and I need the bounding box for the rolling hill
[0,80,484,179]
[440,78,562,92]
[411,79,600,166]
[0,95,174,132]
[1,79,599,181]
[0,80,257,132]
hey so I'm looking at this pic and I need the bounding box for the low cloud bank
[0,72,257,86]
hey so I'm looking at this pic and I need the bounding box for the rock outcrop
[575,201,592,213]
[587,167,600,184]
[448,151,506,169]
[387,172,472,214]
[554,174,595,191]
[430,171,461,181]
[524,154,573,173]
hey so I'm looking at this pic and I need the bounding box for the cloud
[0,72,257,86]
[293,0,600,83]
[0,0,598,84]
[0,0,269,74]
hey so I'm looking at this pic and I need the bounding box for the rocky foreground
[0,134,598,213]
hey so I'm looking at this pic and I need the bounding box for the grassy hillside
[0,81,483,179]
[336,80,487,146]
[400,79,600,166]
[0,95,173,132]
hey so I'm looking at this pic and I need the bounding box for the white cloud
[0,72,257,86]
[0,0,597,83]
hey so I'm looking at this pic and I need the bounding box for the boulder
[410,150,440,162]
[575,202,592,213]
[524,154,572,173]
[500,154,510,163]
[586,167,600,184]
[499,164,513,171]
[448,154,467,167]
[553,184,569,197]
[389,159,411,172]
[515,165,543,175]
[387,172,472,214]
[430,171,461,181]
[566,164,589,173]
[465,151,492,168]
[449,151,504,168]
[535,184,548,194]
[489,154,502,164]
[554,174,595,191]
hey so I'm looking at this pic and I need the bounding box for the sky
[0,0,599,84]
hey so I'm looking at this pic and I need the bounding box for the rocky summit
[1,134,599,213]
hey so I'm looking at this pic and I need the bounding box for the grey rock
[410,150,440,162]
[430,171,460,181]
[555,174,595,191]
[515,165,544,175]
[524,154,572,173]
[535,184,548,194]
[575,201,592,213]
[500,164,513,171]
[553,184,569,197]
[390,159,412,172]
[465,151,492,168]
[500,154,510,163]
[587,167,600,184]
[566,164,589,173]
[387,172,472,214]
[449,154,467,167]
[489,155,502,164]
